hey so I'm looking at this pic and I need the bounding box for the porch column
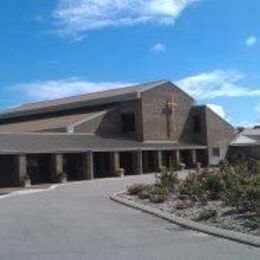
[134,150,143,175]
[51,154,63,181]
[175,150,181,163]
[82,152,94,180]
[110,152,120,176]
[191,149,197,166]
[153,150,162,172]
[51,154,63,182]
[15,154,27,186]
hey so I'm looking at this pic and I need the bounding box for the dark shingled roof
[0,80,169,119]
[0,133,206,154]
[0,110,108,133]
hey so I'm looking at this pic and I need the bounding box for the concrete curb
[110,193,260,248]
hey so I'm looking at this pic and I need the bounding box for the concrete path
[0,175,259,260]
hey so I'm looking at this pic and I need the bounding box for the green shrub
[218,159,260,212]
[129,169,174,203]
[247,158,260,176]
[179,159,260,212]
[222,172,260,212]
[156,167,179,192]
[128,159,260,212]
[179,169,224,203]
[196,209,217,221]
[172,161,184,171]
[137,185,154,200]
[127,184,146,196]
[250,215,260,229]
[148,185,169,203]
[127,184,156,201]
[205,173,225,200]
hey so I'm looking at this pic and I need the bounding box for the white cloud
[246,36,257,47]
[9,77,132,103]
[53,0,197,38]
[7,70,260,105]
[150,43,166,54]
[176,70,260,99]
[206,104,225,119]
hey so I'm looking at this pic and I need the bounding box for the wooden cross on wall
[163,95,178,139]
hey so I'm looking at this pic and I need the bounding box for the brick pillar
[110,152,120,176]
[134,150,143,175]
[15,154,27,186]
[153,150,162,172]
[51,154,63,182]
[191,149,197,166]
[82,152,94,180]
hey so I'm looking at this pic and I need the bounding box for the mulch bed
[119,192,260,237]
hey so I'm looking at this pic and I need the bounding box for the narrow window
[121,113,136,133]
[212,148,220,157]
[193,115,201,133]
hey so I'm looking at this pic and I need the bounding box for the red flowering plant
[179,168,224,203]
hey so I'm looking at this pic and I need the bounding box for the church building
[0,81,236,187]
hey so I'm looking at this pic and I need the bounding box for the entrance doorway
[93,152,111,178]
[63,154,83,181]
[27,154,52,184]
[120,152,134,175]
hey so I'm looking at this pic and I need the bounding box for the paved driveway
[0,175,259,260]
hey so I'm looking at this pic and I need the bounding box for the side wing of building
[180,105,237,165]
[205,106,236,164]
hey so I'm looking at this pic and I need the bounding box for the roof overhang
[0,92,139,120]
[0,133,207,155]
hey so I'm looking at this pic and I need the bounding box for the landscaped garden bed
[120,160,260,236]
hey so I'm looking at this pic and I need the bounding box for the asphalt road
[0,175,259,260]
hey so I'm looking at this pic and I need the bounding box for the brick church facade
[0,81,236,187]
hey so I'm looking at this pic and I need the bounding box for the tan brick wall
[140,82,194,141]
[74,100,142,139]
[180,106,208,145]
[205,107,237,164]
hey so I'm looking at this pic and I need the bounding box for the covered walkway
[0,133,207,187]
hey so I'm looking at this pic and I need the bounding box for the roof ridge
[6,80,166,111]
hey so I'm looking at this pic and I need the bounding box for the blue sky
[0,0,259,127]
